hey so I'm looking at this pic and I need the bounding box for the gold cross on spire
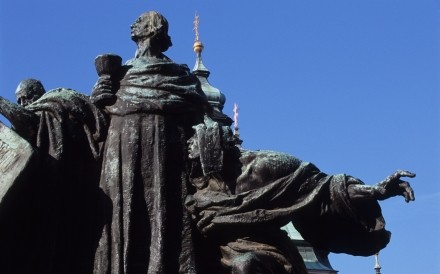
[193,11,200,42]
[193,11,204,53]
[233,103,239,133]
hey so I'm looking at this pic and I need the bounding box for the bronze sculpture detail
[0,11,415,274]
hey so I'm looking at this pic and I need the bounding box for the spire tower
[192,12,231,126]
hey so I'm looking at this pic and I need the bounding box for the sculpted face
[130,14,150,42]
[15,79,45,107]
[130,11,171,54]
[187,136,201,160]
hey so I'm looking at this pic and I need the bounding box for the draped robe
[186,125,391,274]
[93,56,207,274]
[0,88,107,274]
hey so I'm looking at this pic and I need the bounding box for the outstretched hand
[375,170,416,202]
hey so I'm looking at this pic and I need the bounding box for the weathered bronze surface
[0,11,415,274]
[185,117,414,273]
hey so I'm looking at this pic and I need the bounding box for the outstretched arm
[0,96,39,141]
[347,170,416,203]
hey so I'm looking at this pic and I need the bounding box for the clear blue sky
[1,1,439,273]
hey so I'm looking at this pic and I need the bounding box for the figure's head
[15,79,45,107]
[130,11,172,53]
[189,116,238,175]
[189,117,237,159]
[187,136,201,160]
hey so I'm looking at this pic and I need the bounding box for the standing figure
[91,11,208,274]
[0,79,107,274]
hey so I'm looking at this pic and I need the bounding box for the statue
[0,11,415,274]
[91,11,208,274]
[185,117,415,274]
[0,79,107,273]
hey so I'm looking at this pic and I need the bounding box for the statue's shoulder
[33,88,89,104]
[44,87,86,97]
[125,57,191,74]
[238,149,302,177]
[240,149,301,165]
[28,88,93,113]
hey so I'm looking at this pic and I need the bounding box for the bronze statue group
[0,11,415,274]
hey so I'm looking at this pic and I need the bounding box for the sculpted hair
[141,11,173,53]
[15,78,46,98]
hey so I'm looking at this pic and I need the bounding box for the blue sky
[1,1,439,273]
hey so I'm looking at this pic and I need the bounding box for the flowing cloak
[0,88,107,274]
[185,149,390,274]
[26,88,107,162]
[93,57,207,274]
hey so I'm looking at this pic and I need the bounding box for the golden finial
[193,11,204,53]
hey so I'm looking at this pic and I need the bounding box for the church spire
[193,12,210,77]
[192,12,229,124]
